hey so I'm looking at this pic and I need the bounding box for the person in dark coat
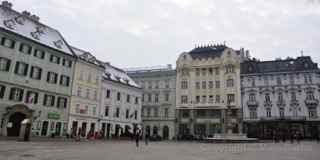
[145,133,149,145]
[135,129,141,147]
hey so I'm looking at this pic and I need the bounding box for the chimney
[1,1,12,8]
[22,11,31,16]
[30,14,40,22]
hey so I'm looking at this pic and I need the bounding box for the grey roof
[127,69,176,78]
[241,56,319,74]
[188,44,227,59]
[0,3,74,55]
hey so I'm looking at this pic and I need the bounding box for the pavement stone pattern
[0,140,319,160]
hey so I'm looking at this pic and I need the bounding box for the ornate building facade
[241,56,320,139]
[175,45,248,138]
[127,65,176,140]
[0,2,76,137]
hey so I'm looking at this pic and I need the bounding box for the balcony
[263,101,272,107]
[305,99,319,106]
[276,100,286,107]
[247,100,258,106]
[260,116,306,121]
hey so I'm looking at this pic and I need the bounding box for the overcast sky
[9,0,320,68]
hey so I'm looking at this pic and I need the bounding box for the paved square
[0,140,319,160]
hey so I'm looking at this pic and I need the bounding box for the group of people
[272,130,320,143]
[134,129,150,147]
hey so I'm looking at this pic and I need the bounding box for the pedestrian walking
[145,133,149,145]
[135,129,141,147]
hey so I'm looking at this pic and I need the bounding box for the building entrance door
[41,121,49,136]
[7,112,26,137]
[55,122,62,136]
[163,126,169,139]
[101,123,106,138]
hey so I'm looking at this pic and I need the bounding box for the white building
[68,47,105,138]
[175,45,248,139]
[127,65,176,140]
[241,56,320,139]
[0,2,76,137]
[100,62,142,138]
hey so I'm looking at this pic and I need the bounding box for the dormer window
[115,76,121,81]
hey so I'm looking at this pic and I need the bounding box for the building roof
[126,65,176,78]
[102,62,140,88]
[241,56,319,74]
[188,44,228,59]
[0,2,73,55]
[71,46,104,68]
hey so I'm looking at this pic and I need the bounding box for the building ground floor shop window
[244,121,320,140]
[32,120,67,137]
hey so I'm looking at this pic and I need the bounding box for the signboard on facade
[47,112,60,120]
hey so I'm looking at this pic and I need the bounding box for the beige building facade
[175,45,248,139]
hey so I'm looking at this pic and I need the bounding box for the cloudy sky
[9,0,320,68]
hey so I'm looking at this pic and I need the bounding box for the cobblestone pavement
[0,140,319,160]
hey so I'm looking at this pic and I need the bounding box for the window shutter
[0,37,5,45]
[54,73,58,83]
[5,59,10,71]
[41,51,45,59]
[66,77,70,86]
[24,64,28,76]
[59,75,63,85]
[50,55,53,62]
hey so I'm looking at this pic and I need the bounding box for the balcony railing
[305,99,319,106]
[247,100,258,106]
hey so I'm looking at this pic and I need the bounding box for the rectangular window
[154,107,159,117]
[202,81,206,89]
[196,68,200,76]
[105,106,109,117]
[181,80,188,89]
[165,93,169,101]
[86,88,90,99]
[226,79,234,88]
[135,97,139,104]
[115,108,120,118]
[34,49,45,59]
[126,109,129,119]
[266,108,271,117]
[202,68,206,76]
[195,82,200,89]
[77,87,82,97]
[92,106,96,115]
[57,97,67,108]
[148,94,152,102]
[227,94,235,103]
[43,94,55,107]
[127,94,130,103]
[75,104,80,113]
[181,95,188,104]
[209,95,214,103]
[134,110,138,120]
[93,90,97,100]
[0,37,15,49]
[25,91,38,104]
[215,67,220,75]
[60,75,70,86]
[117,92,121,101]
[30,66,42,80]
[182,110,190,118]
[0,57,11,72]
[19,43,32,54]
[62,59,72,68]
[106,89,110,98]
[208,68,213,75]
[147,108,151,117]
[215,81,220,89]
[0,85,5,99]
[14,61,28,76]
[47,72,58,84]
[155,94,159,103]
[202,95,207,104]
[216,95,220,103]
[9,88,24,101]
[196,95,200,103]
[164,108,169,118]
[50,55,60,64]
[209,81,213,89]
[249,108,257,119]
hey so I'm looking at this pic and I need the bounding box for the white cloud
[8,0,320,67]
